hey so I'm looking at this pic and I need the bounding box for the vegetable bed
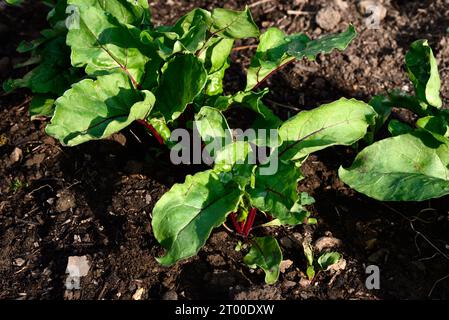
[0,0,449,300]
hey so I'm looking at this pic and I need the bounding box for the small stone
[56,191,76,212]
[283,280,296,288]
[299,278,311,288]
[279,260,294,273]
[314,236,342,252]
[67,256,90,277]
[315,7,341,31]
[145,194,152,205]
[9,147,23,164]
[162,290,178,300]
[14,258,26,267]
[132,287,145,300]
[358,1,387,21]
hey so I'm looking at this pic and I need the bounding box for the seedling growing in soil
[4,0,376,284]
[340,40,449,201]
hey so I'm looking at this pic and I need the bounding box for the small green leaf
[152,170,243,265]
[339,131,449,201]
[405,40,442,108]
[388,119,413,136]
[306,265,315,280]
[29,95,56,120]
[246,25,356,90]
[279,98,376,161]
[211,7,259,39]
[243,237,282,285]
[46,72,155,146]
[317,252,341,270]
[195,106,232,156]
[154,55,207,122]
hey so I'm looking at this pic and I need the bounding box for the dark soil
[1,0,449,300]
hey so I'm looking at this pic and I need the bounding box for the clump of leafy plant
[339,40,449,201]
[5,0,377,284]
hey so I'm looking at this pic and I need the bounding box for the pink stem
[230,213,242,234]
[137,120,164,145]
[243,208,257,238]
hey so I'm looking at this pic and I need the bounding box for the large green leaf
[246,25,356,90]
[243,237,282,285]
[211,7,259,39]
[405,40,442,109]
[46,72,155,146]
[339,131,449,201]
[279,98,376,161]
[152,170,243,266]
[248,160,302,224]
[154,55,207,122]
[66,3,157,84]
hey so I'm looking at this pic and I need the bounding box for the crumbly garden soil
[1,0,449,300]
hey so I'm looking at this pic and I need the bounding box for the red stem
[230,212,242,234]
[242,208,257,238]
[137,120,164,145]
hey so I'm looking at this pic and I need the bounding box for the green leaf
[369,95,393,134]
[278,192,315,226]
[212,90,282,147]
[7,35,79,95]
[388,119,413,136]
[246,25,356,90]
[195,106,232,155]
[387,89,428,116]
[317,252,341,270]
[154,55,207,122]
[249,160,302,225]
[211,7,259,39]
[279,98,376,161]
[46,72,155,146]
[66,3,157,83]
[148,117,172,144]
[29,94,56,120]
[152,170,243,266]
[306,265,315,280]
[68,0,151,26]
[5,0,24,6]
[141,9,211,58]
[243,237,282,285]
[417,116,449,137]
[339,131,449,201]
[405,40,442,108]
[199,38,234,95]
